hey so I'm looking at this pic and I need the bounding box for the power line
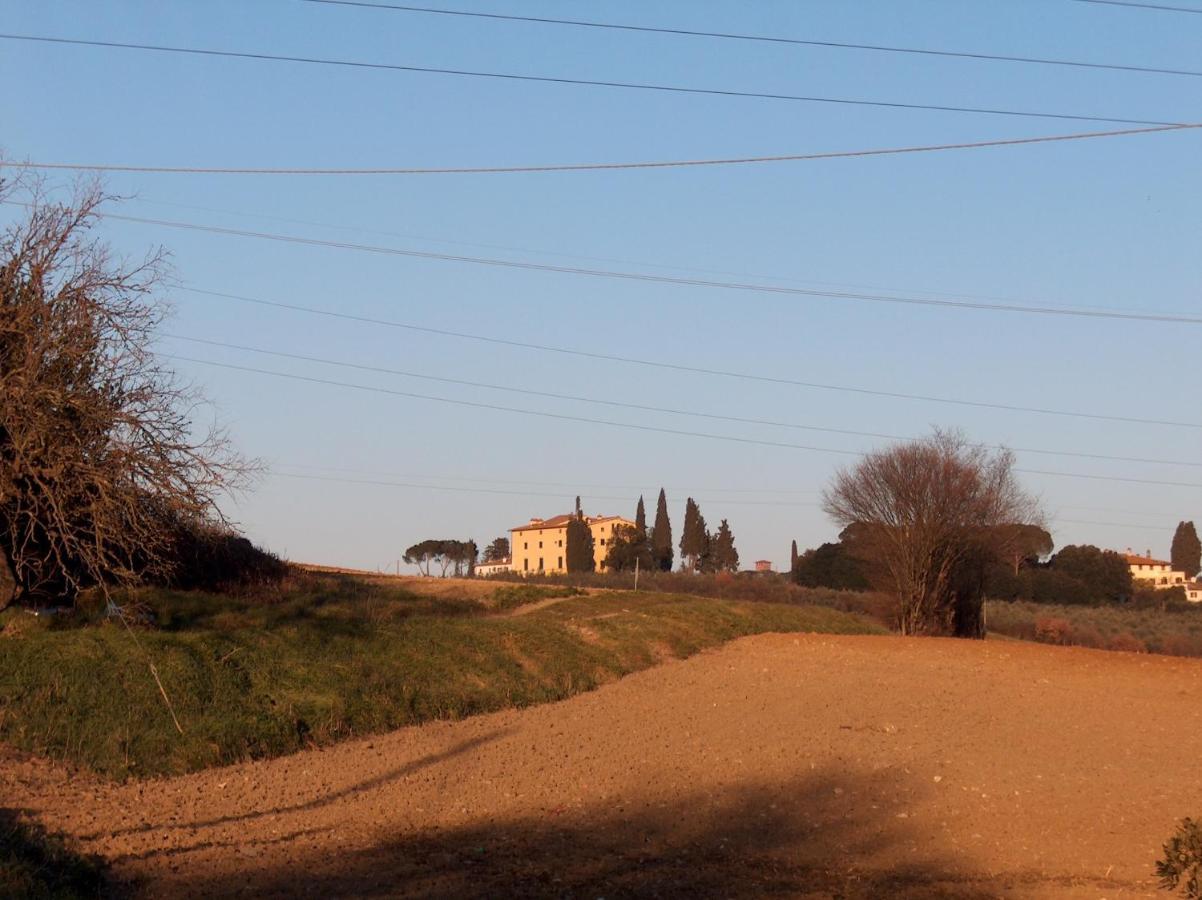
[272,472,821,508]
[279,464,1182,516]
[183,287,1202,430]
[78,211,1202,325]
[0,33,1183,126]
[167,353,1202,489]
[1071,0,1202,12]
[7,123,1197,175]
[301,0,1202,78]
[24,195,1176,321]
[166,333,1202,469]
[165,353,863,457]
[103,193,1202,320]
[274,462,822,495]
[272,471,1174,531]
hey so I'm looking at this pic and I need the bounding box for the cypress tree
[651,488,673,572]
[709,519,739,572]
[565,503,595,573]
[1171,521,1202,577]
[635,495,647,533]
[790,540,799,575]
[680,498,709,572]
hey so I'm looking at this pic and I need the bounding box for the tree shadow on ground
[163,767,1021,899]
[86,729,512,841]
[0,807,111,897]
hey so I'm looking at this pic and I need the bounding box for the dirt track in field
[6,634,1202,898]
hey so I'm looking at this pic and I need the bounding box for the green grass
[0,574,881,779]
[0,811,107,899]
[488,583,582,611]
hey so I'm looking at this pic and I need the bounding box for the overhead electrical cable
[166,354,1202,490]
[272,472,821,507]
[300,0,1202,78]
[99,194,1202,319]
[272,464,1181,519]
[1071,0,1202,12]
[182,287,1202,430]
[59,210,1202,325]
[270,472,1174,530]
[273,462,822,495]
[165,333,1202,469]
[164,354,864,457]
[6,123,1198,175]
[0,33,1184,126]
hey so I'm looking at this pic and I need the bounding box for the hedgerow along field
[985,598,1202,657]
[0,572,882,779]
[486,571,1202,659]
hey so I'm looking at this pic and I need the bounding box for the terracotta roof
[509,514,635,533]
[510,514,574,533]
[1123,553,1172,566]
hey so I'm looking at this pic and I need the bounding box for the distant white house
[475,557,511,577]
[1122,549,1200,603]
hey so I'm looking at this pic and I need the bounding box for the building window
[539,541,543,548]
[558,556,563,569]
[600,538,606,546]
[523,558,529,571]
[524,542,528,550]
[539,558,544,571]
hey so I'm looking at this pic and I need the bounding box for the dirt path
[6,634,1201,898]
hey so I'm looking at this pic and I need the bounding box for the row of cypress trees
[607,490,738,573]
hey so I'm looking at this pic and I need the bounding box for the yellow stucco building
[1123,550,1189,588]
[509,513,636,575]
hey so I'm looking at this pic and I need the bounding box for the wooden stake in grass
[106,590,184,736]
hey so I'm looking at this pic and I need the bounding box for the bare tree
[823,430,1041,637]
[0,174,253,608]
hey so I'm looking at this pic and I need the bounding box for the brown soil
[6,634,1201,898]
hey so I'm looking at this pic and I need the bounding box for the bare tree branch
[0,172,258,605]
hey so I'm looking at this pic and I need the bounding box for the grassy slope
[0,575,881,779]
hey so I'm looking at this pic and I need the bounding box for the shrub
[1069,624,1105,650]
[162,520,289,593]
[1034,617,1073,645]
[1158,634,1202,658]
[986,600,1202,659]
[1158,818,1202,898]
[1108,632,1146,653]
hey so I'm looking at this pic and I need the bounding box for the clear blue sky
[2,0,1199,571]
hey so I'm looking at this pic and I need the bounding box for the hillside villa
[497,513,636,575]
[1122,549,1202,603]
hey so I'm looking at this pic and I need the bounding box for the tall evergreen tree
[708,519,739,572]
[651,488,673,572]
[565,502,595,573]
[680,498,709,572]
[1171,521,1202,577]
[483,536,510,562]
[790,540,799,575]
[635,495,647,533]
